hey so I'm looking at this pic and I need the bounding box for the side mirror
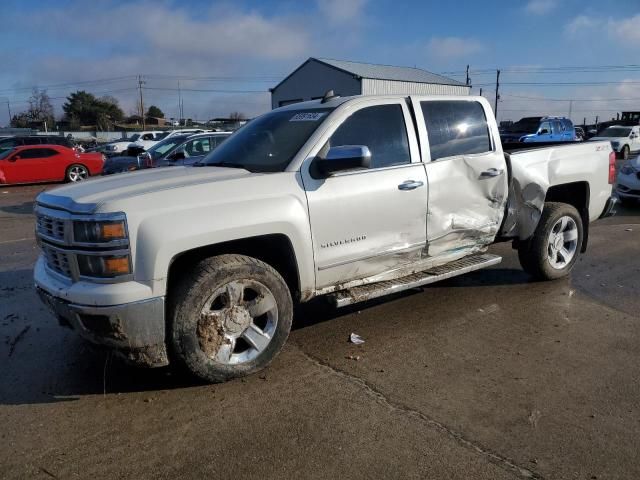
[538,129,549,135]
[169,151,186,161]
[311,145,371,178]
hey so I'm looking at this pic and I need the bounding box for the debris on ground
[8,325,30,357]
[345,355,361,361]
[625,228,633,232]
[349,333,365,345]
[568,290,575,297]
[528,409,542,428]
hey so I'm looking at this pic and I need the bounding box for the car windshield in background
[155,132,170,141]
[600,127,632,137]
[147,136,188,159]
[506,119,540,133]
[129,134,141,142]
[0,148,14,160]
[200,108,334,172]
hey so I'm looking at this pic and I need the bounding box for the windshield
[599,127,632,137]
[129,134,141,142]
[147,136,188,159]
[200,108,334,172]
[0,148,14,160]
[505,117,541,134]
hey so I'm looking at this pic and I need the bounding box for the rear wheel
[622,145,630,160]
[518,202,583,280]
[169,254,293,383]
[66,164,89,182]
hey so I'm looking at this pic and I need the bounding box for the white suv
[590,125,640,160]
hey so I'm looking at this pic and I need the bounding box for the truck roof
[273,94,487,112]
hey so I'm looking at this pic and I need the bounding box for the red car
[0,145,104,184]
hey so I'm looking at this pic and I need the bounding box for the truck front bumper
[36,287,168,368]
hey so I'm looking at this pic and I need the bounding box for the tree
[146,105,164,118]
[229,111,246,121]
[10,88,55,128]
[62,90,124,129]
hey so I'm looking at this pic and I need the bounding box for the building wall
[361,78,470,96]
[271,60,361,109]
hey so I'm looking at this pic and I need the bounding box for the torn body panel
[424,154,508,258]
[500,142,612,240]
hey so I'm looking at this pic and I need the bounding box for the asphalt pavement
[0,181,639,479]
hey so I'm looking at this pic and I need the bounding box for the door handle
[480,168,504,178]
[398,180,424,191]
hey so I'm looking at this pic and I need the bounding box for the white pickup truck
[34,94,616,383]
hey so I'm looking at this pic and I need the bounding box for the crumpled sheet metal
[500,153,549,240]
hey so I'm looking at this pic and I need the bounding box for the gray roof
[314,58,466,87]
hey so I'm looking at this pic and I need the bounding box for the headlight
[73,218,128,244]
[620,163,636,175]
[106,145,117,151]
[77,254,132,278]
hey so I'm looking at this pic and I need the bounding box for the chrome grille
[36,212,66,242]
[41,243,73,278]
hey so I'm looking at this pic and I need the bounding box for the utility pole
[479,87,483,97]
[568,100,573,119]
[494,69,501,118]
[595,115,599,131]
[5,101,11,125]
[137,75,146,129]
[178,80,184,126]
[465,65,470,86]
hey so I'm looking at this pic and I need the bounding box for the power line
[143,86,267,94]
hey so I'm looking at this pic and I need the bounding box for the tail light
[608,150,616,184]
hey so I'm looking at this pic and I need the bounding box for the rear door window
[420,100,492,161]
[17,148,45,159]
[328,104,411,169]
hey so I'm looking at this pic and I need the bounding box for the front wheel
[66,164,89,182]
[169,254,293,383]
[518,202,583,280]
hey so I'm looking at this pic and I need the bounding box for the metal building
[270,57,469,109]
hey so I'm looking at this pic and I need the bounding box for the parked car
[0,135,75,152]
[34,94,615,383]
[127,129,206,154]
[104,131,164,155]
[520,117,576,143]
[0,144,104,184]
[574,126,586,141]
[102,132,231,175]
[500,117,576,143]
[589,125,640,160]
[616,156,640,205]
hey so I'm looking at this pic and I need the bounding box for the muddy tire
[621,145,630,160]
[168,254,293,383]
[518,202,583,281]
[66,164,89,182]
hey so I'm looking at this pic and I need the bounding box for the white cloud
[564,15,600,36]
[317,0,368,23]
[525,0,556,15]
[610,14,640,42]
[427,37,484,59]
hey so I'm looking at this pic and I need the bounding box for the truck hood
[37,166,254,213]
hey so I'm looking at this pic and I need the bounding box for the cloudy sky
[1,0,640,125]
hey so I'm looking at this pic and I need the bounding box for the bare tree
[229,111,246,121]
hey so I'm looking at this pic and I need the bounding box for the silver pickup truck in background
[34,93,617,383]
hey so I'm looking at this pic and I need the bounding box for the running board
[328,253,502,308]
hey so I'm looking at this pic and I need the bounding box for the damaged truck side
[34,94,617,382]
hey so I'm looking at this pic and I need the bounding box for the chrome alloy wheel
[68,165,88,182]
[198,279,278,365]
[547,216,578,269]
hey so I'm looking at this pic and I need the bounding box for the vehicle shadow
[0,264,532,406]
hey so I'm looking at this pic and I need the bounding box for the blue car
[520,117,576,143]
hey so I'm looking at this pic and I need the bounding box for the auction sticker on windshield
[290,112,326,122]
